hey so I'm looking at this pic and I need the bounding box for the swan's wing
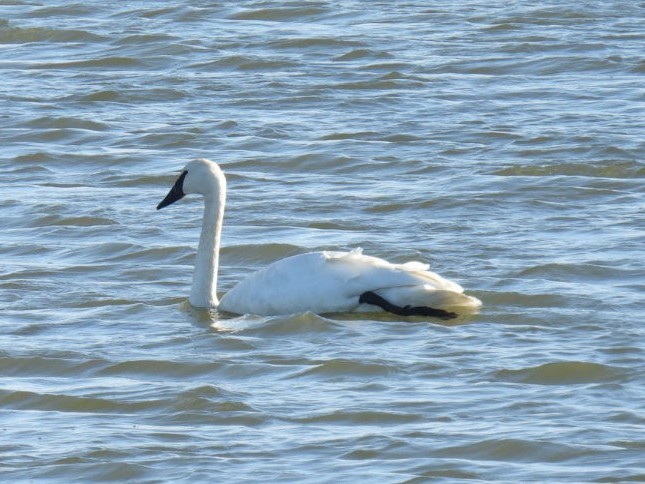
[327,250,462,292]
[219,252,357,315]
[326,250,480,310]
[219,250,480,316]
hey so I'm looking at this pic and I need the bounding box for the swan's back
[218,249,481,316]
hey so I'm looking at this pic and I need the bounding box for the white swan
[157,158,481,318]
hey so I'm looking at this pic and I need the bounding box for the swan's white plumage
[158,158,481,317]
[219,249,481,316]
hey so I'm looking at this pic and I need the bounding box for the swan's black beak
[157,170,187,210]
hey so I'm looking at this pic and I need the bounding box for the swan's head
[157,158,226,210]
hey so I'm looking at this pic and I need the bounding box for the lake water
[1,1,644,482]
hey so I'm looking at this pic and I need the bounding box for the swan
[157,158,481,319]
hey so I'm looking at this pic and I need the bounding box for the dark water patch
[271,152,356,171]
[209,335,259,352]
[485,8,598,28]
[33,56,145,70]
[431,54,635,76]
[286,358,398,380]
[12,152,136,171]
[189,54,299,72]
[402,466,480,482]
[493,161,644,178]
[319,131,380,141]
[0,389,160,414]
[100,359,224,380]
[0,356,104,377]
[39,462,151,483]
[363,200,410,214]
[476,129,523,141]
[0,382,255,420]
[116,39,201,58]
[23,116,109,131]
[304,220,355,230]
[114,33,180,45]
[7,127,107,144]
[0,241,48,258]
[266,37,365,51]
[360,62,417,72]
[289,409,421,426]
[112,6,178,20]
[494,361,629,385]
[0,267,67,282]
[170,395,256,416]
[56,242,139,262]
[434,437,601,463]
[42,216,117,227]
[99,245,192,264]
[381,133,425,143]
[77,87,187,103]
[379,71,428,83]
[164,389,265,426]
[0,25,104,44]
[595,472,645,483]
[130,131,202,149]
[229,6,330,22]
[481,291,571,309]
[100,174,167,188]
[77,90,120,102]
[334,78,419,90]
[610,439,645,450]
[631,59,645,73]
[543,54,628,75]
[64,298,146,309]
[600,345,645,367]
[338,434,407,460]
[519,263,640,283]
[333,48,394,62]
[12,151,56,165]
[27,4,104,19]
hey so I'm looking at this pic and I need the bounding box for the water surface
[1,1,644,482]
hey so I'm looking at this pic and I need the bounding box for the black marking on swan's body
[359,291,458,320]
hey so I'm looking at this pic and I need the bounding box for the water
[1,1,644,481]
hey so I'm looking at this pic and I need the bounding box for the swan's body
[157,159,481,318]
[219,249,477,316]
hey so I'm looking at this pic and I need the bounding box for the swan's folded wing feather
[324,250,460,294]
[323,251,479,310]
[220,250,480,316]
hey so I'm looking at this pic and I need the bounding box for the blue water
[1,1,644,482]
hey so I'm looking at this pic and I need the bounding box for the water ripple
[1,1,643,482]
[494,361,630,385]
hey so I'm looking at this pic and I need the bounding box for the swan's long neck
[190,178,226,308]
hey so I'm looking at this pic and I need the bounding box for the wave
[228,6,330,22]
[494,361,630,385]
[0,25,104,44]
[493,161,644,178]
[188,55,299,72]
